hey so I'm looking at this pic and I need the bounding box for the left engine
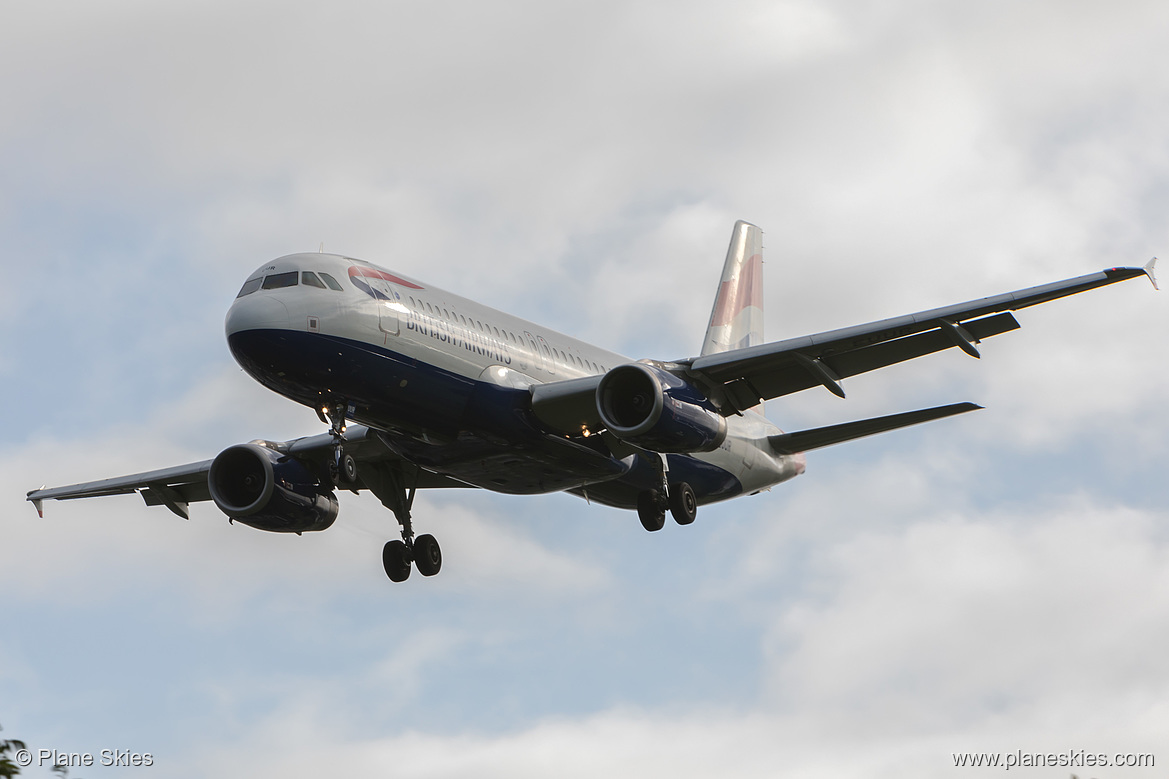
[596,362,727,453]
[208,443,339,533]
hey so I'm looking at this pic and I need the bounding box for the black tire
[382,539,412,582]
[414,534,442,577]
[668,482,697,525]
[335,452,359,486]
[637,490,666,532]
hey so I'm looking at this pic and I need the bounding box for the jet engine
[208,443,339,533]
[596,363,727,453]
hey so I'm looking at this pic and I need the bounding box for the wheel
[382,539,412,582]
[334,450,358,486]
[637,489,666,532]
[414,534,442,577]
[668,482,697,525]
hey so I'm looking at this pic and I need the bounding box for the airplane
[26,221,1159,582]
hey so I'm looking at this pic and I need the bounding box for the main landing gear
[322,402,442,583]
[363,460,442,583]
[375,465,441,583]
[636,454,698,531]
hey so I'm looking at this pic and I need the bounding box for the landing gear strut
[364,461,442,582]
[635,453,697,531]
[324,402,358,488]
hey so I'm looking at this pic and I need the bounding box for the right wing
[27,425,470,519]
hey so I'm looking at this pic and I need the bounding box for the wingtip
[26,486,47,517]
[1145,257,1159,290]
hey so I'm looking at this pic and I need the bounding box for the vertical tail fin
[701,220,764,356]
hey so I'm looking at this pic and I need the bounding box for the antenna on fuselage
[319,242,325,253]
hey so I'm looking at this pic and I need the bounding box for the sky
[2,1,1168,776]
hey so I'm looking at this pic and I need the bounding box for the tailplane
[702,221,764,356]
[768,403,982,455]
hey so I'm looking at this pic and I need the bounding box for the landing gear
[635,453,698,531]
[364,461,442,582]
[334,449,358,486]
[637,489,666,532]
[324,402,359,488]
[383,539,412,582]
[318,402,441,582]
[414,534,442,577]
[667,481,697,525]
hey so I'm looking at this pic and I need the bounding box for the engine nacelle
[596,363,727,453]
[208,443,339,533]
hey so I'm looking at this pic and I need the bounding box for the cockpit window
[301,271,326,289]
[236,277,263,298]
[262,271,299,290]
[318,272,344,291]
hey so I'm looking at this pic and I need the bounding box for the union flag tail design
[701,220,764,356]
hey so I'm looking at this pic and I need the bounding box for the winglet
[1144,257,1159,290]
[27,489,45,518]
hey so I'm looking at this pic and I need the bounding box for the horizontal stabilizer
[769,402,982,455]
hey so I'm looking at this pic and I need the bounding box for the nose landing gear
[323,402,359,488]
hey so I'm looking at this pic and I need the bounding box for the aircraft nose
[225,295,290,335]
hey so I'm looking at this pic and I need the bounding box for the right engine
[208,443,339,533]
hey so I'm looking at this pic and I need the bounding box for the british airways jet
[27,223,1158,582]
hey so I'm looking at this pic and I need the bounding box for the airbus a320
[27,222,1158,582]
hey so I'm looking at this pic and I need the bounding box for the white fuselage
[225,253,805,503]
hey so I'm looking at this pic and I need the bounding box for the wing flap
[769,402,982,454]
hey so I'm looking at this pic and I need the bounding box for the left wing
[530,262,1156,432]
[27,425,469,518]
[686,263,1156,413]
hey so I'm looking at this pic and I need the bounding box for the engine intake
[208,444,339,533]
[596,363,726,453]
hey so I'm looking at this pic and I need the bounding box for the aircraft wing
[684,264,1155,412]
[530,263,1155,431]
[27,425,470,518]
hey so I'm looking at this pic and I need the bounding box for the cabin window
[262,271,299,290]
[236,277,262,297]
[301,272,326,289]
[319,272,344,291]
